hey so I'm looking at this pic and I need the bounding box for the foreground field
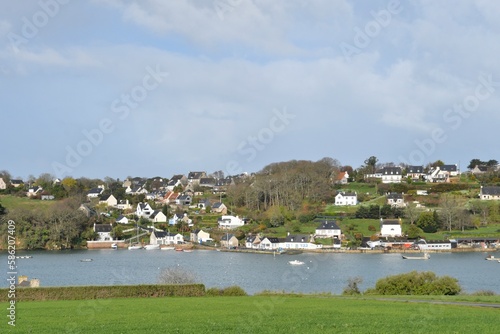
[2,295,499,333]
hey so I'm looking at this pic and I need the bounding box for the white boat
[144,244,160,250]
[128,244,142,250]
[183,249,193,253]
[111,243,118,249]
[161,246,175,250]
[288,260,305,265]
[80,258,93,262]
[402,253,430,260]
[485,255,497,261]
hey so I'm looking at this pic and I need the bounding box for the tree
[417,211,439,233]
[364,156,379,174]
[368,271,461,295]
[157,266,198,284]
[404,202,421,225]
[467,159,483,169]
[439,194,464,231]
[0,201,5,215]
[406,224,423,239]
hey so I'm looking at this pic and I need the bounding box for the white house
[87,187,104,198]
[381,167,402,184]
[0,178,6,190]
[94,223,113,241]
[335,192,358,206]
[27,186,43,198]
[259,237,281,250]
[479,186,500,200]
[407,166,425,181]
[116,215,129,224]
[218,215,245,229]
[190,229,212,243]
[149,210,167,223]
[315,220,341,239]
[380,219,402,238]
[115,199,132,210]
[150,231,184,245]
[245,235,262,249]
[282,234,322,250]
[386,193,405,207]
[136,202,153,218]
[99,194,117,207]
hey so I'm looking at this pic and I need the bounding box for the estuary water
[2,249,499,295]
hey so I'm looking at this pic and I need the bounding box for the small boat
[402,253,430,260]
[144,244,160,250]
[111,243,118,249]
[288,260,305,265]
[183,249,193,253]
[128,244,142,250]
[15,256,33,259]
[80,259,93,262]
[161,246,175,250]
[175,248,183,252]
[485,255,497,261]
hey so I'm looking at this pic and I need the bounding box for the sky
[1,0,500,180]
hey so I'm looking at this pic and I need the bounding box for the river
[2,249,499,295]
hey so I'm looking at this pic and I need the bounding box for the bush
[367,271,461,295]
[342,276,363,295]
[206,286,247,296]
[157,266,199,284]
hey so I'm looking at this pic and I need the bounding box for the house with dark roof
[381,166,402,183]
[211,202,228,214]
[245,235,262,249]
[199,177,216,188]
[176,194,192,206]
[87,187,104,198]
[220,233,239,248]
[282,234,322,250]
[136,202,153,218]
[259,237,281,250]
[440,164,459,176]
[27,186,43,198]
[150,231,184,245]
[99,194,117,207]
[188,171,207,185]
[480,186,500,200]
[10,179,24,188]
[116,215,129,224]
[471,165,489,175]
[149,210,167,223]
[94,223,113,241]
[407,166,425,181]
[386,192,405,207]
[334,191,357,206]
[315,220,341,239]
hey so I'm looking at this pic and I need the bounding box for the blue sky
[1,0,500,180]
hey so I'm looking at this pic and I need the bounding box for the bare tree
[157,266,198,284]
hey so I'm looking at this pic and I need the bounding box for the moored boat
[402,253,430,260]
[485,255,497,261]
[111,243,118,249]
[128,244,142,250]
[161,246,175,250]
[288,260,305,265]
[144,244,160,250]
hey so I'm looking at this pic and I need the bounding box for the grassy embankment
[2,294,499,333]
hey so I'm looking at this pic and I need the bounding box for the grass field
[0,195,55,212]
[2,295,499,333]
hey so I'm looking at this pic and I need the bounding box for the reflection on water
[2,250,499,294]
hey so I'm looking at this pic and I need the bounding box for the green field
[0,195,55,212]
[2,295,499,333]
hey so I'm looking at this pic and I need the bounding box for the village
[3,158,499,253]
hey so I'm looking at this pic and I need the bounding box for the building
[334,192,357,206]
[94,223,113,241]
[220,233,239,248]
[381,167,402,184]
[386,193,405,207]
[314,220,341,239]
[218,215,245,229]
[380,219,402,238]
[479,186,500,200]
[190,229,212,243]
[150,231,184,245]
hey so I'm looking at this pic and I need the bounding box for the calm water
[2,250,499,294]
